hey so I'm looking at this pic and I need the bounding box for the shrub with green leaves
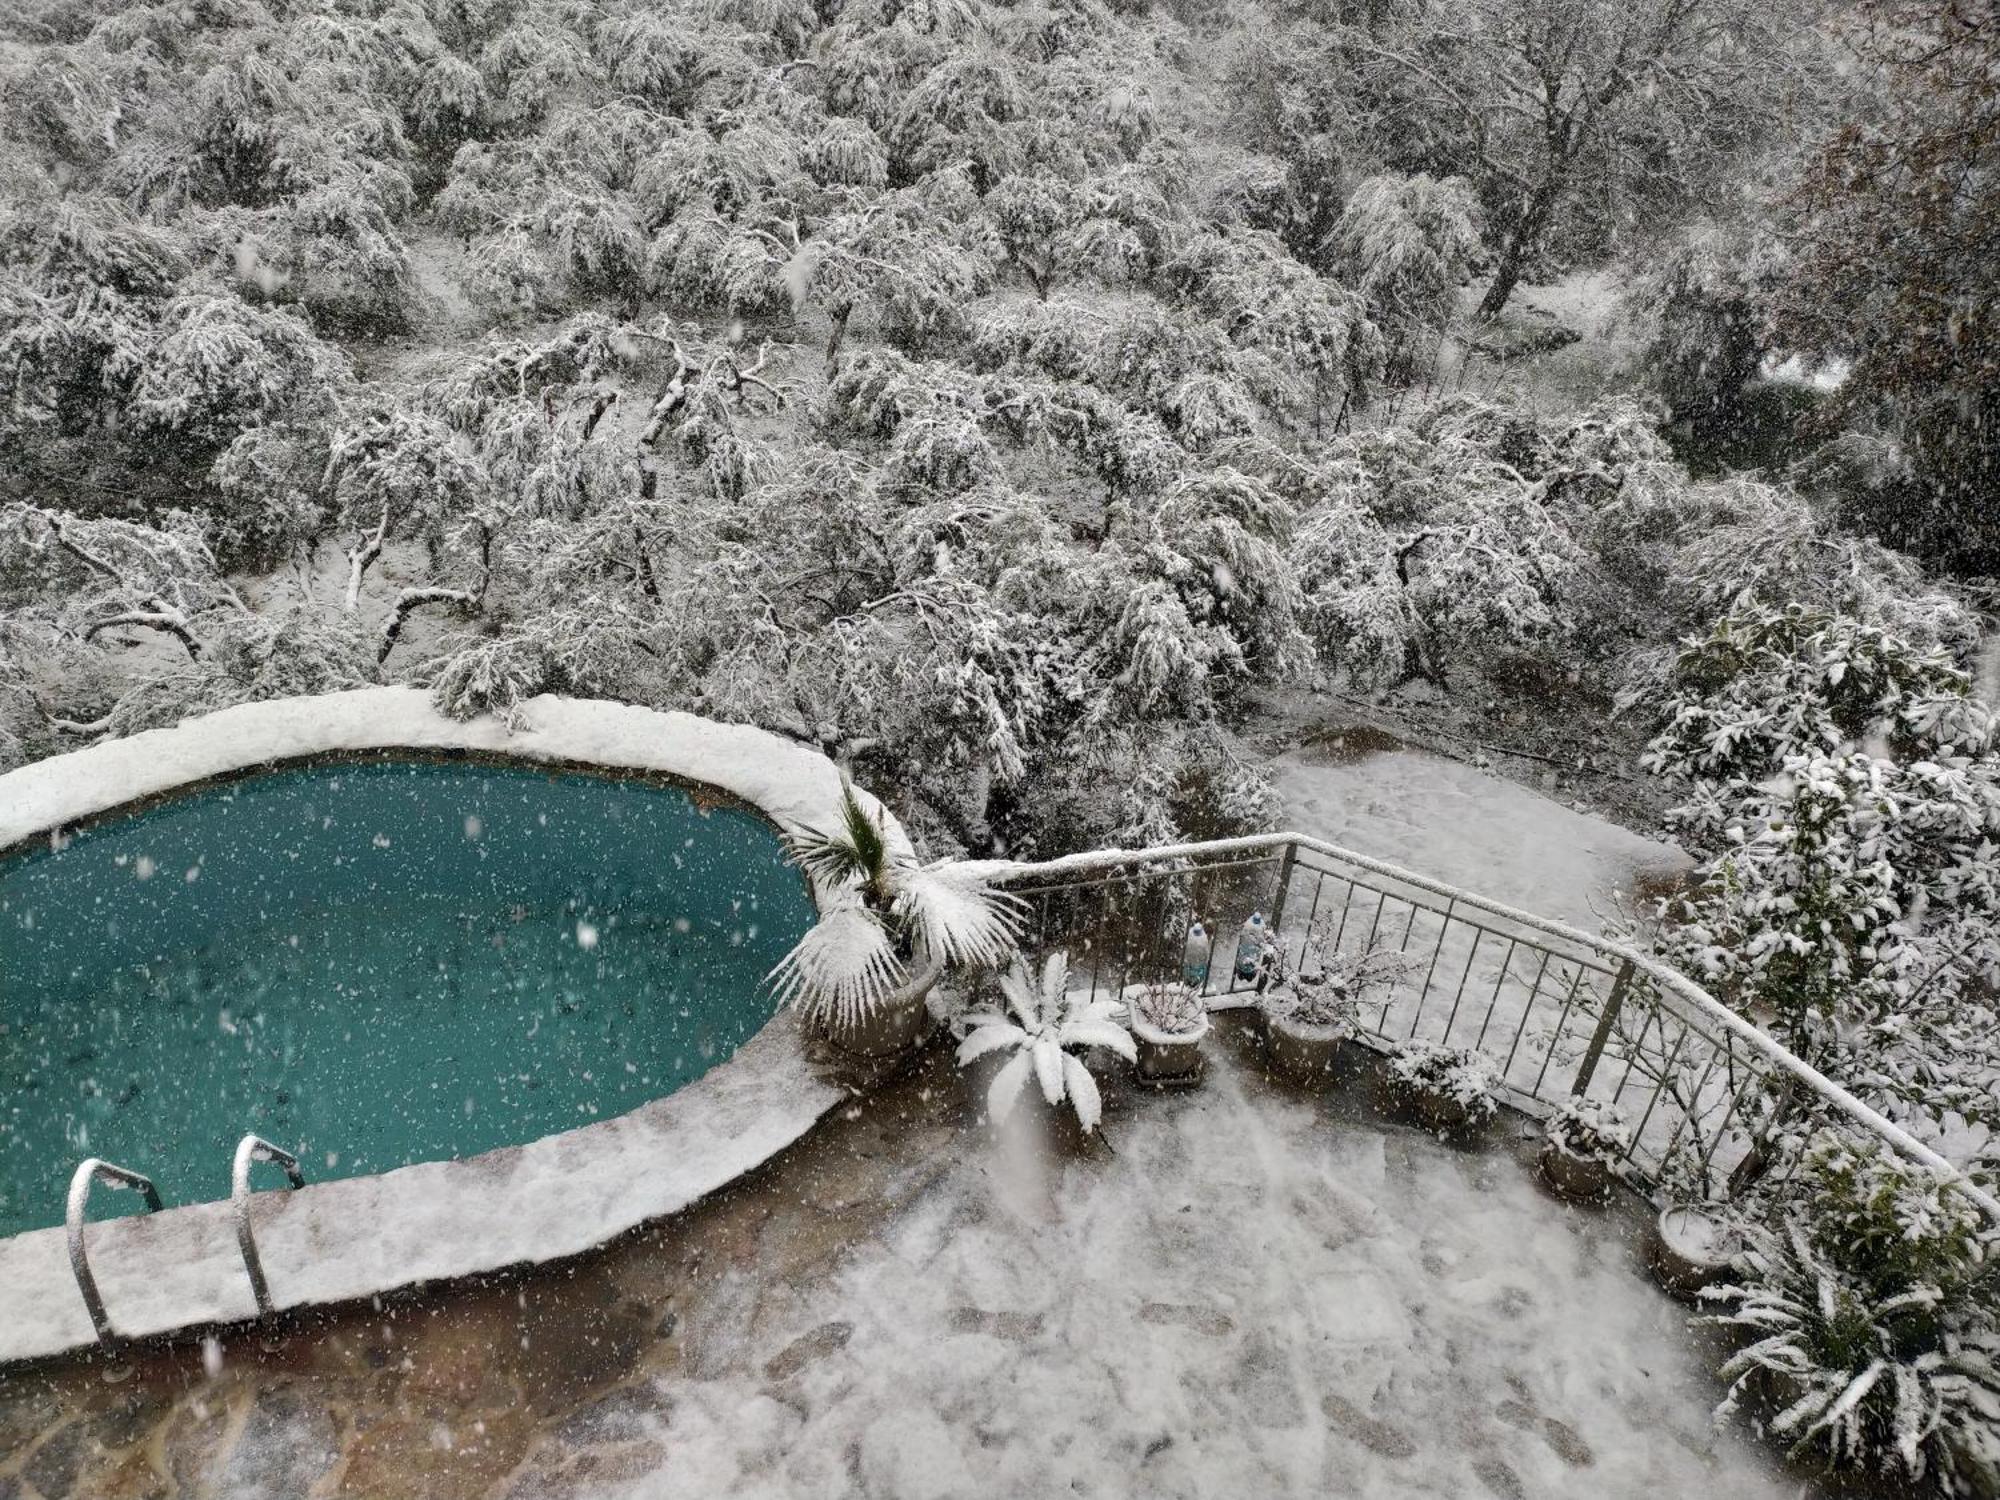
[1703,1135,2000,1492]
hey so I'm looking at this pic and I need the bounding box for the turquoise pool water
[0,759,816,1239]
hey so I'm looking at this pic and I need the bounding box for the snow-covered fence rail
[967,834,2000,1224]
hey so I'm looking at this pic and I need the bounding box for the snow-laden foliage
[1544,1096,1631,1166]
[1259,924,1410,1031]
[1288,403,1611,690]
[956,950,1136,1132]
[1385,1039,1500,1124]
[1641,605,1985,789]
[1328,173,1480,385]
[770,784,1022,1024]
[1702,1134,2000,1492]
[1129,979,1205,1037]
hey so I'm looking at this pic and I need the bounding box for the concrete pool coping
[0,689,893,1366]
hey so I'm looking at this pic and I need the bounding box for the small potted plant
[1538,1096,1632,1202]
[1382,1039,1499,1140]
[1648,1201,1745,1300]
[1258,937,1407,1085]
[1127,981,1209,1086]
[771,785,1022,1058]
[956,951,1136,1137]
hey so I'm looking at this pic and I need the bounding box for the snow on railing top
[962,832,2000,1224]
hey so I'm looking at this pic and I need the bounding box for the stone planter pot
[815,955,945,1060]
[1264,1013,1347,1084]
[1411,1087,1488,1141]
[1537,1137,1614,1202]
[1376,1074,1491,1142]
[1647,1205,1743,1301]
[1132,1013,1209,1086]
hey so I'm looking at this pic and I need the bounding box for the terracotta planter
[1264,1013,1347,1084]
[1647,1205,1742,1300]
[1538,1137,1614,1202]
[815,956,945,1060]
[1132,1013,1209,1086]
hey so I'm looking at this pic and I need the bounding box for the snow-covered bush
[1289,412,1609,690]
[770,785,1023,1026]
[1385,1040,1500,1128]
[1544,1096,1631,1167]
[1640,604,1983,790]
[956,951,1136,1132]
[1703,1136,2000,1491]
[1328,173,1480,386]
[1261,934,1408,1033]
[1130,980,1205,1037]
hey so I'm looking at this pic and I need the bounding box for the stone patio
[0,1019,1801,1498]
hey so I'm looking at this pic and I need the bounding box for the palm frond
[767,900,905,1024]
[999,958,1040,1029]
[1037,950,1071,1019]
[987,1049,1033,1121]
[1063,1052,1102,1132]
[1061,1017,1137,1062]
[1032,1032,1065,1104]
[894,862,1024,971]
[786,783,893,895]
[956,1018,1027,1065]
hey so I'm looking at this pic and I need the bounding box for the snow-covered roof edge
[0,687,912,890]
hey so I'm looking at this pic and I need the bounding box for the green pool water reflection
[0,759,815,1239]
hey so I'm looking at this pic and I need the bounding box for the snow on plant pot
[956,952,1135,1136]
[1259,942,1407,1084]
[1259,984,1354,1084]
[770,785,1022,1060]
[1647,1203,1744,1300]
[1382,1039,1499,1140]
[1127,981,1209,1085]
[1538,1096,1632,1202]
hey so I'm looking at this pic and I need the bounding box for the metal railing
[965,832,2000,1224]
[232,1135,306,1315]
[65,1158,164,1342]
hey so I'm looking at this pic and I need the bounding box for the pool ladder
[64,1135,306,1343]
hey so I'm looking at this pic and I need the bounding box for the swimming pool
[0,757,816,1240]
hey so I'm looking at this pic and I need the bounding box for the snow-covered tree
[1776,0,2000,568]
[1328,173,1480,385]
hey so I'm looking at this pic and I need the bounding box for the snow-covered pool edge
[0,688,886,1366]
[0,685,908,860]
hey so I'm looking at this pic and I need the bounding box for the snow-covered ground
[1266,737,1691,932]
[535,1046,1788,1498]
[0,1042,1791,1498]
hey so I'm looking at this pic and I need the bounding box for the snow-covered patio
[0,1027,1791,1499]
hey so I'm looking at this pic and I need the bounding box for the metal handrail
[65,1158,164,1342]
[968,831,2000,1222]
[232,1135,305,1315]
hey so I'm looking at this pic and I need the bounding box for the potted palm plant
[769,785,1022,1058]
[1127,980,1209,1086]
[956,951,1136,1135]
[1258,937,1407,1085]
[1538,1096,1632,1202]
[1381,1038,1500,1140]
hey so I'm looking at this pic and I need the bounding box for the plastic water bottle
[1234,912,1267,981]
[1181,922,1212,989]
